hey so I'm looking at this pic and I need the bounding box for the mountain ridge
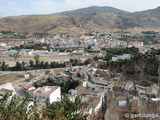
[0,6,160,34]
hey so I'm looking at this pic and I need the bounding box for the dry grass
[0,55,87,67]
[0,73,21,82]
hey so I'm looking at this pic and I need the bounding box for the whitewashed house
[2,50,17,55]
[94,80,114,93]
[34,50,48,55]
[125,81,134,91]
[112,56,119,61]
[19,49,34,56]
[0,43,6,47]
[127,42,144,48]
[112,54,132,61]
[0,82,16,99]
[24,85,61,106]
[33,38,45,44]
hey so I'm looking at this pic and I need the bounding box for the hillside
[132,6,160,28]
[0,6,160,34]
[105,55,159,86]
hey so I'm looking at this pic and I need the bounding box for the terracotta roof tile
[126,81,133,85]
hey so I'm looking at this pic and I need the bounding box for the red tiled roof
[45,69,53,72]
[54,69,64,73]
[126,81,133,85]
[24,85,34,89]
[29,89,36,93]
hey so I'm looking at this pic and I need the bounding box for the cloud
[0,0,160,17]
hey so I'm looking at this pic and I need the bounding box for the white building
[127,42,144,48]
[94,80,114,93]
[34,50,48,55]
[0,43,6,47]
[33,38,45,44]
[19,49,34,56]
[0,82,16,99]
[112,54,132,61]
[24,85,61,106]
[2,50,17,55]
[125,81,134,91]
[68,85,104,115]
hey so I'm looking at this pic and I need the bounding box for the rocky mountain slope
[0,6,160,34]
[105,55,159,86]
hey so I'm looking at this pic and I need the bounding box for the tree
[44,62,50,69]
[93,55,99,61]
[87,45,92,50]
[69,58,74,63]
[1,61,8,71]
[10,53,20,61]
[84,58,93,65]
[0,93,39,120]
[35,60,40,69]
[14,61,22,71]
[40,61,45,68]
[60,80,80,93]
[34,55,40,61]
[29,60,34,68]
[43,95,88,120]
[50,61,56,68]
[22,61,26,67]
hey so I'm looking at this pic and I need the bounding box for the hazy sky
[0,0,160,17]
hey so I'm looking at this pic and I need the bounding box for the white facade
[112,54,132,61]
[19,49,34,56]
[34,50,48,55]
[33,86,61,104]
[33,38,45,44]
[84,107,92,115]
[125,81,133,91]
[0,82,15,93]
[128,42,144,48]
[0,43,6,47]
[118,101,127,106]
[24,85,61,106]
[94,97,102,114]
[49,87,61,103]
[2,50,17,55]
[94,80,114,93]
[112,56,118,61]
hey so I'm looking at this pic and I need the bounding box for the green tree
[43,95,88,120]
[40,61,45,68]
[44,62,50,69]
[0,93,39,120]
[22,61,26,67]
[84,58,93,65]
[29,60,34,68]
[35,60,40,69]
[15,61,22,71]
[10,53,20,61]
[93,55,99,61]
[50,61,56,68]
[69,58,74,63]
[1,61,8,71]
[34,55,40,61]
